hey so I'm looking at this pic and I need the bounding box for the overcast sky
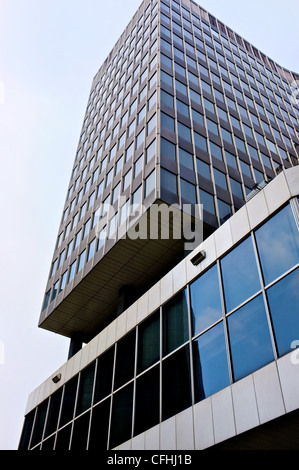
[0,0,298,450]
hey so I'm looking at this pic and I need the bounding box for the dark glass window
[59,376,78,427]
[30,399,48,447]
[178,122,191,141]
[177,100,190,118]
[194,132,207,152]
[134,365,160,436]
[210,142,222,160]
[217,198,232,223]
[221,236,261,312]
[161,112,175,132]
[88,398,111,450]
[179,148,194,171]
[162,345,192,420]
[227,295,274,381]
[19,411,35,450]
[70,412,90,450]
[109,383,133,449]
[180,179,197,203]
[114,330,136,390]
[199,189,215,215]
[255,204,299,285]
[193,322,230,402]
[190,264,222,336]
[161,168,177,194]
[44,388,63,438]
[267,268,299,357]
[161,89,174,107]
[162,289,189,356]
[55,423,71,450]
[161,137,176,161]
[94,348,114,404]
[137,311,160,373]
[75,362,95,416]
[196,159,210,180]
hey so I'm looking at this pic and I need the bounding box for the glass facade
[20,201,299,450]
[23,0,299,453]
[40,0,298,342]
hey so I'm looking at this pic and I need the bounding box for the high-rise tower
[19,0,299,451]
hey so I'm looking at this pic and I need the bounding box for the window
[144,170,155,198]
[221,236,261,312]
[255,204,299,285]
[162,289,189,356]
[199,189,215,215]
[210,142,222,161]
[147,113,156,135]
[161,112,175,132]
[161,168,177,194]
[146,139,156,164]
[68,261,76,284]
[77,250,86,273]
[227,295,274,381]
[114,331,136,390]
[134,154,144,177]
[194,132,207,152]
[161,137,176,161]
[190,264,222,335]
[137,311,160,373]
[134,366,160,436]
[178,122,191,141]
[267,268,299,357]
[162,346,192,420]
[179,148,194,171]
[193,322,230,402]
[136,128,145,149]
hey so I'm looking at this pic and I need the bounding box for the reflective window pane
[267,268,299,357]
[162,289,189,356]
[255,204,299,285]
[190,264,222,336]
[162,345,192,420]
[227,295,274,381]
[221,236,261,312]
[137,311,160,373]
[193,322,230,402]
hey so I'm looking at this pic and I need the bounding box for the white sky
[0,0,298,450]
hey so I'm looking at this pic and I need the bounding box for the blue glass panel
[227,295,274,381]
[267,268,299,357]
[255,204,299,285]
[190,264,222,335]
[193,322,230,402]
[221,236,261,312]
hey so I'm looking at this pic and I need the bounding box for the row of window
[162,0,298,108]
[22,201,299,450]
[43,168,157,311]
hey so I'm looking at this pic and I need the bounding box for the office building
[19,0,299,450]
